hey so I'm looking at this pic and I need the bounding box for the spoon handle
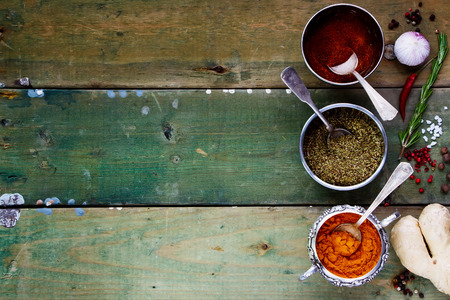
[355,162,414,227]
[281,67,334,132]
[352,71,398,121]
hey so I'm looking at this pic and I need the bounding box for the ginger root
[391,203,450,295]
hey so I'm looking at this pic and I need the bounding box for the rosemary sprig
[398,33,448,159]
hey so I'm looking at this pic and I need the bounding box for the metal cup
[300,205,400,287]
[299,103,388,191]
[301,3,385,86]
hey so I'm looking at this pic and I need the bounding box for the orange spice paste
[315,213,382,278]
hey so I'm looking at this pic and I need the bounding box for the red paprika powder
[303,8,382,83]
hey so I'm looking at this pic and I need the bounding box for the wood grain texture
[1,88,448,206]
[0,0,449,88]
[1,206,448,299]
[0,1,448,298]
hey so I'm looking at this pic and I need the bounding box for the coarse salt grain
[286,89,292,94]
[420,114,444,147]
[444,106,448,110]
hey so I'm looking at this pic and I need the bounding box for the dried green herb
[303,108,384,186]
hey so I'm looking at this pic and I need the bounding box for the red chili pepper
[399,57,435,121]
[399,73,417,121]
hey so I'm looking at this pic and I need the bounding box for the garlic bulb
[394,31,430,66]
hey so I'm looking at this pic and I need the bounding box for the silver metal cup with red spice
[301,3,384,86]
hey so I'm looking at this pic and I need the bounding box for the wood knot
[38,130,54,147]
[250,241,272,256]
[260,243,269,250]
[163,124,173,141]
[209,65,227,74]
[193,65,229,74]
[1,119,12,127]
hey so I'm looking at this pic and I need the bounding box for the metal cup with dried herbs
[303,107,385,186]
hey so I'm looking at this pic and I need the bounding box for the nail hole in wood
[171,155,181,164]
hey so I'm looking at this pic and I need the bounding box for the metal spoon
[328,52,398,121]
[281,67,351,143]
[333,162,413,241]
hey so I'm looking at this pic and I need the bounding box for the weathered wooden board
[1,206,448,299]
[0,88,448,206]
[0,0,449,89]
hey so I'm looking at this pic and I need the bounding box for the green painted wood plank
[0,0,449,89]
[0,88,448,206]
[1,206,448,299]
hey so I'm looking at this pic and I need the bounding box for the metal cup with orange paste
[300,205,400,287]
